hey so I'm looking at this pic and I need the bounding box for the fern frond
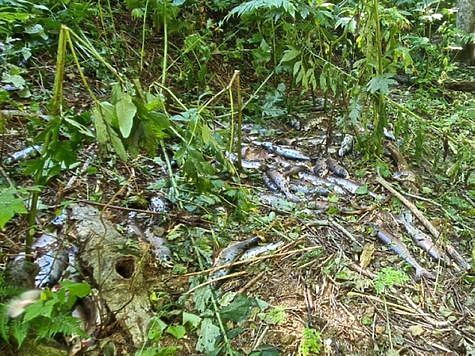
[225,0,296,20]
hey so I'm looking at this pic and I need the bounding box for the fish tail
[415,267,435,281]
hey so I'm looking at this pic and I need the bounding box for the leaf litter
[1,89,474,355]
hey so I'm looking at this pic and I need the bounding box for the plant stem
[235,70,243,171]
[140,0,150,73]
[160,2,168,96]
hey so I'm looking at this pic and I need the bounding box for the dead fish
[289,183,330,197]
[210,237,261,281]
[263,172,279,192]
[397,211,449,264]
[150,196,169,213]
[239,241,284,261]
[5,145,42,164]
[377,229,435,280]
[144,228,173,267]
[326,175,378,198]
[298,172,347,195]
[258,193,297,211]
[283,164,308,177]
[326,158,349,178]
[313,158,328,177]
[338,134,354,157]
[446,244,470,270]
[33,233,69,288]
[266,169,301,202]
[226,151,262,170]
[259,142,310,161]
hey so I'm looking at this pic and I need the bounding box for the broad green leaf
[220,294,255,323]
[281,47,300,63]
[11,319,28,347]
[166,325,186,339]
[116,93,137,138]
[61,281,91,298]
[183,312,201,328]
[366,75,396,95]
[0,187,27,229]
[196,318,220,353]
[92,106,109,144]
[148,317,168,341]
[109,129,128,161]
[23,301,53,322]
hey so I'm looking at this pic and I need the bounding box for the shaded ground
[0,56,474,355]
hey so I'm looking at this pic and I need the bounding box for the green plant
[0,186,27,229]
[374,267,410,294]
[299,327,322,356]
[0,280,91,348]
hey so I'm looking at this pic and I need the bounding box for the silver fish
[326,175,378,198]
[338,134,354,157]
[263,172,279,192]
[210,237,260,280]
[397,211,449,264]
[144,228,173,267]
[239,241,285,261]
[290,182,330,197]
[377,229,435,280]
[446,244,470,270]
[326,158,349,178]
[266,169,301,202]
[299,172,346,195]
[150,196,169,213]
[225,151,262,170]
[313,158,328,177]
[259,142,310,161]
[32,233,69,288]
[5,145,42,164]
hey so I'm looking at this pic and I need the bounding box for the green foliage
[0,186,27,229]
[0,281,91,348]
[299,327,322,356]
[374,267,410,294]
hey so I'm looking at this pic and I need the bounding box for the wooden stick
[376,176,440,238]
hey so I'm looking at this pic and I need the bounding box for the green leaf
[183,312,201,329]
[23,301,52,322]
[166,325,186,339]
[60,281,91,298]
[220,294,255,323]
[116,93,137,138]
[355,184,369,195]
[109,129,128,161]
[196,318,220,353]
[92,106,109,144]
[281,46,300,63]
[148,317,168,341]
[0,187,27,229]
[11,319,28,347]
[366,75,396,95]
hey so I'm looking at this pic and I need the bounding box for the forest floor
[1,42,474,356]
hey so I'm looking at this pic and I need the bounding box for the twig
[183,245,322,277]
[183,271,248,296]
[237,271,266,294]
[376,176,440,238]
[329,218,362,247]
[401,191,443,207]
[0,165,15,187]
